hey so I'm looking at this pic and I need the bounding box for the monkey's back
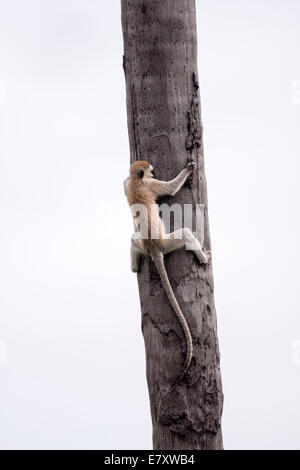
[127,180,164,248]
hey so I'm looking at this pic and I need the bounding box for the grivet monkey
[124,160,209,386]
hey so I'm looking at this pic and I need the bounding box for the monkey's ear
[137,169,144,179]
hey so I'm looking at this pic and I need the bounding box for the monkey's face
[130,160,154,181]
[145,164,155,179]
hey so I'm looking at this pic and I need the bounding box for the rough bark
[121,0,223,450]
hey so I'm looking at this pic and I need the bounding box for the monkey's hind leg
[130,236,146,273]
[163,228,209,264]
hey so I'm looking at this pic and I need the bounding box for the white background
[0,0,300,450]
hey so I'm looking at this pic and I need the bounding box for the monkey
[124,160,209,386]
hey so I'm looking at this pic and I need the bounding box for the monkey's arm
[152,162,196,197]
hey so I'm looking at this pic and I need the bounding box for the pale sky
[0,0,300,449]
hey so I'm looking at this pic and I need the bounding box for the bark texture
[121,0,223,450]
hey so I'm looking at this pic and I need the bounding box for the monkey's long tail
[151,248,193,387]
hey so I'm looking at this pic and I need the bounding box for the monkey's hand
[203,250,211,264]
[186,161,196,173]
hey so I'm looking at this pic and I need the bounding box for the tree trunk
[121,0,223,450]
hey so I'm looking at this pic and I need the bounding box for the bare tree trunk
[121,0,223,450]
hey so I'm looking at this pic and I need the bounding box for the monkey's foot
[195,250,211,265]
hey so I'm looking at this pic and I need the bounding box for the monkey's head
[130,160,154,181]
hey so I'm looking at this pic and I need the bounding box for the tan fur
[127,160,163,252]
